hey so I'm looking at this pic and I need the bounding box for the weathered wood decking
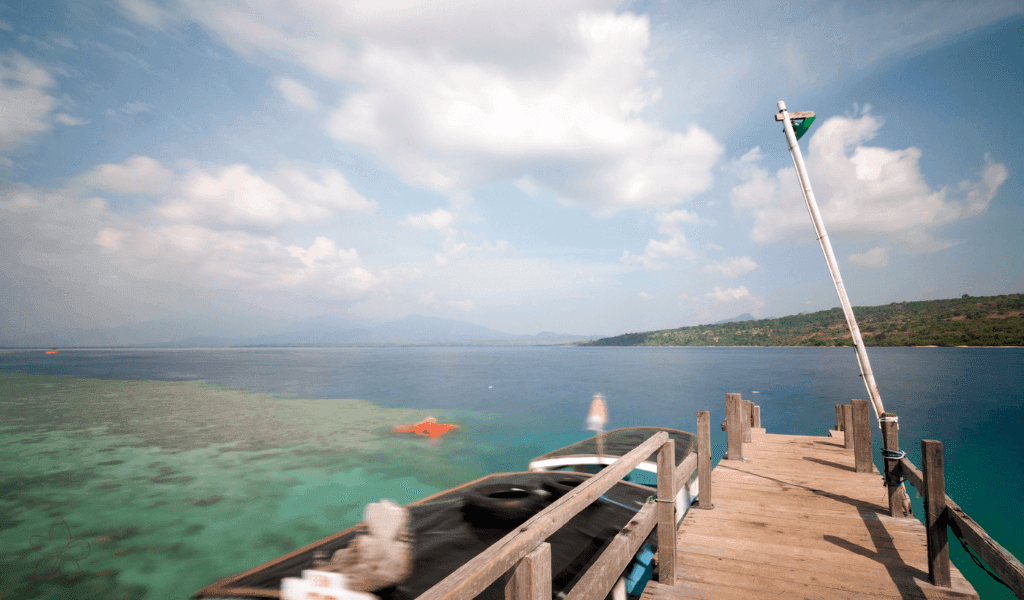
[644,429,979,600]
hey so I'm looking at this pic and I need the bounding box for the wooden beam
[563,504,657,600]
[725,394,743,461]
[742,400,753,443]
[842,404,854,449]
[899,455,924,493]
[417,431,670,600]
[835,404,843,431]
[673,448,698,494]
[880,413,912,518]
[504,543,551,600]
[923,439,951,587]
[657,439,677,586]
[753,405,761,429]
[775,110,815,121]
[697,411,712,509]
[945,497,1024,599]
[851,399,872,473]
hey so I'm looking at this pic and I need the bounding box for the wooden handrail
[416,431,671,600]
[566,427,703,600]
[896,450,1024,598]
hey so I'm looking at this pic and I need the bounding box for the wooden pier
[387,397,1024,600]
[645,428,978,600]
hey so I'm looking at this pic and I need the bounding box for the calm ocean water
[0,346,1021,599]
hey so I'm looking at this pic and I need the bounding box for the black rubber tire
[462,484,548,523]
[541,475,588,497]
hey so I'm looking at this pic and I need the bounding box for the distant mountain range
[582,294,1024,347]
[3,314,601,348]
[714,313,756,324]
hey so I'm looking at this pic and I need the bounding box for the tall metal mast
[776,100,885,422]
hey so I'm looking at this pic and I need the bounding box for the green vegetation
[583,294,1024,347]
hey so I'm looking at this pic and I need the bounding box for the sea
[0,346,1021,599]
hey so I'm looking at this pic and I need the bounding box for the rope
[880,415,898,423]
[949,519,1010,590]
[646,496,673,504]
[880,446,905,483]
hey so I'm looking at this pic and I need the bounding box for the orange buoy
[392,417,460,438]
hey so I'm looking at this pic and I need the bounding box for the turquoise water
[0,346,1021,599]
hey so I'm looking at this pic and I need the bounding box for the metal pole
[776,100,885,422]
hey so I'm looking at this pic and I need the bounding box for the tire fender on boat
[462,484,549,523]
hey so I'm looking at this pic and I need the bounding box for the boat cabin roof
[530,427,696,468]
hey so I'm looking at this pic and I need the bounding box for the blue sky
[1,1,1022,343]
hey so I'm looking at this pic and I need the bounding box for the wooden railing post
[741,399,752,443]
[697,411,712,509]
[880,413,912,518]
[753,405,761,429]
[657,439,677,585]
[852,399,872,473]
[504,542,551,600]
[923,440,951,587]
[835,404,843,431]
[725,393,743,461]
[842,404,854,449]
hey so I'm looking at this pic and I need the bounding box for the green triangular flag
[793,115,815,140]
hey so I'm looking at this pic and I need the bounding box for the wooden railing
[832,403,1024,599]
[415,418,713,600]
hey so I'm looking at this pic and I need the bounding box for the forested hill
[583,294,1024,347]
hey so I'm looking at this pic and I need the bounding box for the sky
[1,0,1022,343]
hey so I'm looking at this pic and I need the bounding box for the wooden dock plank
[649,430,979,600]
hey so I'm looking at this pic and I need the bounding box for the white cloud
[449,299,476,312]
[515,177,540,197]
[122,101,153,114]
[0,51,58,150]
[848,246,890,268]
[113,0,181,30]
[143,2,722,212]
[0,179,388,326]
[730,111,1009,250]
[403,206,508,265]
[276,77,319,110]
[158,164,374,228]
[53,113,90,126]
[80,155,175,194]
[621,209,699,270]
[639,291,652,299]
[705,285,751,302]
[704,256,758,278]
[644,2,1024,137]
[404,209,454,231]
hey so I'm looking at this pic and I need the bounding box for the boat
[528,427,699,518]
[193,426,698,600]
